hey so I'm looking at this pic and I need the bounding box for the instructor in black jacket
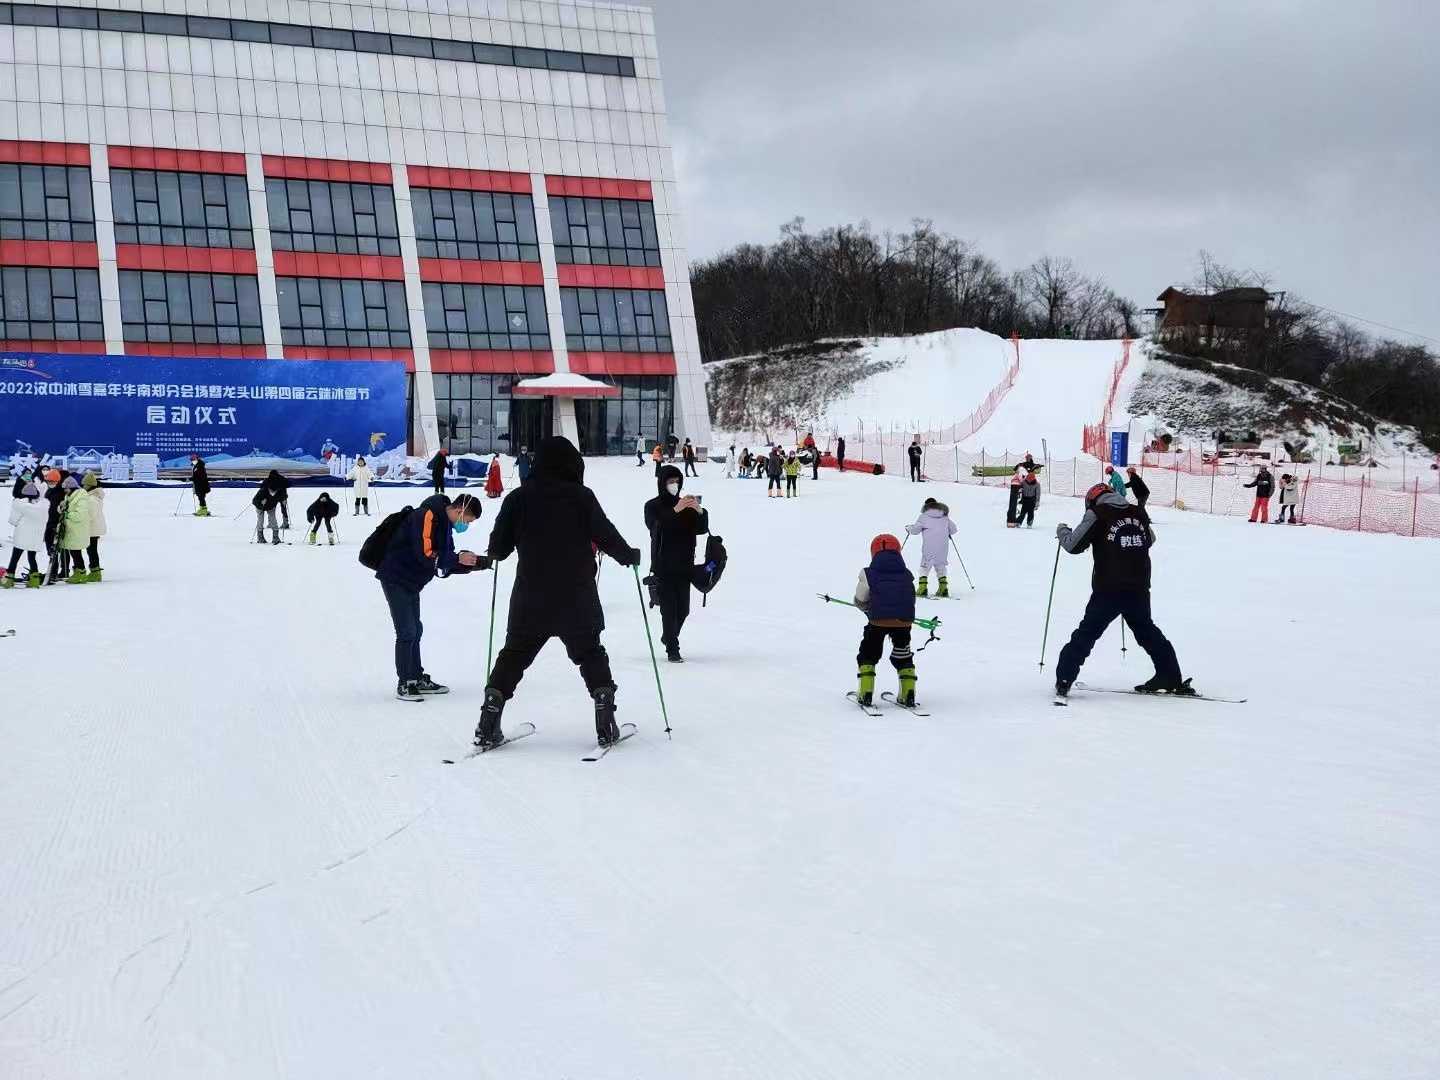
[644,464,710,663]
[475,436,641,750]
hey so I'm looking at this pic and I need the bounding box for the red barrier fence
[1081,338,1133,460]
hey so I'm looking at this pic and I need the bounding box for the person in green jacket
[56,476,95,583]
[784,451,801,497]
[1105,464,1127,496]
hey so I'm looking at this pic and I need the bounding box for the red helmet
[870,534,902,557]
[1084,483,1109,506]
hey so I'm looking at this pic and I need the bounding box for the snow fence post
[1357,475,1365,531]
[1173,466,1179,506]
[1209,467,1216,514]
[981,448,986,484]
[1412,479,1420,537]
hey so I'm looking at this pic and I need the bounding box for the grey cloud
[647,0,1440,342]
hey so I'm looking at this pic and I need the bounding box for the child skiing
[348,456,373,515]
[2,481,47,588]
[853,535,918,707]
[784,451,800,497]
[1276,473,1299,523]
[306,492,341,544]
[1017,471,1041,528]
[905,498,957,597]
[190,454,212,516]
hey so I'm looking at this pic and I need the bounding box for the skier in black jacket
[475,436,641,750]
[264,469,291,529]
[305,492,341,545]
[252,480,283,544]
[907,439,923,481]
[644,464,710,663]
[1052,484,1189,698]
[190,455,212,516]
[1244,465,1274,523]
[428,448,448,494]
[1125,466,1150,508]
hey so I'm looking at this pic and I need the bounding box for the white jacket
[348,464,373,496]
[10,497,47,552]
[88,488,107,538]
[636,436,647,454]
[905,507,957,569]
[1278,479,1298,505]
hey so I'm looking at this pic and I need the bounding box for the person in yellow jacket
[783,450,801,497]
[56,476,95,583]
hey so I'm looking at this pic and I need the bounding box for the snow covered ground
[2,461,1437,1079]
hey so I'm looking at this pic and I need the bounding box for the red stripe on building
[556,264,665,289]
[0,240,99,268]
[0,140,90,166]
[122,342,268,359]
[566,351,676,376]
[416,259,543,286]
[271,252,405,280]
[0,339,106,354]
[406,166,531,193]
[428,349,556,375]
[545,175,653,201]
[115,245,259,274]
[107,147,247,175]
[262,155,392,184]
[281,346,415,371]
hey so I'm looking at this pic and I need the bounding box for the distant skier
[348,455,373,515]
[1052,484,1190,699]
[190,454,211,516]
[1017,470,1041,528]
[635,433,647,466]
[428,448,448,494]
[41,469,66,581]
[1245,465,1274,523]
[82,472,106,582]
[836,436,846,473]
[1,481,46,589]
[306,492,341,545]
[724,444,737,478]
[252,479,283,545]
[738,448,752,477]
[906,497,957,598]
[265,469,291,530]
[485,454,504,499]
[784,450,801,497]
[766,446,784,498]
[1104,464,1126,497]
[803,432,819,479]
[644,463,710,663]
[56,476,92,584]
[1276,473,1299,523]
[853,534,917,707]
[682,438,698,477]
[665,432,679,462]
[516,446,533,485]
[1125,466,1150,508]
[907,438,923,482]
[475,437,641,750]
[1006,467,1025,528]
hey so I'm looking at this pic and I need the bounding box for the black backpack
[358,506,413,570]
[690,534,727,605]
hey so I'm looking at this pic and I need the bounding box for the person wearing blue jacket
[376,492,485,701]
[853,534,918,707]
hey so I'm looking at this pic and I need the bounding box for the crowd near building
[0,0,709,455]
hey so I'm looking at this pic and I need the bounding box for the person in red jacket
[485,454,504,498]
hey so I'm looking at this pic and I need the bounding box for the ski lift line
[1301,302,1440,347]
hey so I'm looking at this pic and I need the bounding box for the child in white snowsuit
[905,497,957,597]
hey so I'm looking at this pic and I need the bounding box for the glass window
[277,276,411,348]
[0,163,95,242]
[513,46,546,68]
[411,187,540,262]
[267,178,400,256]
[111,168,252,248]
[421,282,549,351]
[143,12,186,34]
[547,50,584,72]
[312,27,354,50]
[549,195,660,268]
[561,288,671,353]
[117,271,263,345]
[57,8,100,28]
[0,267,103,342]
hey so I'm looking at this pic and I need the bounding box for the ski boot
[26,571,42,588]
[593,686,620,747]
[0,574,13,590]
[915,575,928,598]
[1134,673,1196,696]
[193,507,209,517]
[306,530,318,545]
[473,688,506,748]
[856,663,877,707]
[937,576,950,598]
[328,534,335,546]
[66,570,91,584]
[414,673,449,695]
[88,568,102,583]
[897,667,917,708]
[396,679,425,702]
[1054,679,1072,700]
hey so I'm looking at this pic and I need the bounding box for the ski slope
[2,462,1437,1079]
[960,337,1145,455]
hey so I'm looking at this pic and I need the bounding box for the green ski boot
[897,667,918,707]
[88,568,102,583]
[0,575,14,590]
[857,663,877,706]
[26,571,43,588]
[937,576,949,598]
[307,529,318,545]
[915,575,928,598]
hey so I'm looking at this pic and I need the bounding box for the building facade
[0,0,710,456]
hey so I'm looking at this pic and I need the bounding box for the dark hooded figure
[264,469,291,529]
[476,436,642,750]
[190,455,212,515]
[643,463,710,663]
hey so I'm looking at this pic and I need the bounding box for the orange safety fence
[1081,338,1132,460]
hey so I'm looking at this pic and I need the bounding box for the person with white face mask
[642,464,710,663]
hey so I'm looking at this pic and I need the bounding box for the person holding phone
[644,463,710,663]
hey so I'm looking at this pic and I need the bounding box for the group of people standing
[3,465,107,588]
[1244,465,1300,523]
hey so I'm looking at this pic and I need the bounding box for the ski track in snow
[1,463,1437,1078]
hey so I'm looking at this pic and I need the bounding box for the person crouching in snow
[348,456,373,515]
[2,481,47,588]
[306,492,341,544]
[854,534,918,707]
[1017,470,1041,528]
[485,453,504,498]
[906,497,957,597]
[252,480,283,544]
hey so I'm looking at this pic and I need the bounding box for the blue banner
[0,352,406,466]
[1109,430,1129,467]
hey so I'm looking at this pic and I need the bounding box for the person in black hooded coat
[264,469,291,529]
[643,463,709,662]
[476,436,642,749]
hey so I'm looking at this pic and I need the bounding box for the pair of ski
[1054,679,1246,707]
[845,691,930,717]
[441,722,637,765]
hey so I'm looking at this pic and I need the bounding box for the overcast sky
[646,0,1440,344]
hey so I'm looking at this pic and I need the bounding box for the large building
[0,0,710,458]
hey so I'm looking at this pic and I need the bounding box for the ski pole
[485,560,500,683]
[1120,620,1127,659]
[948,536,976,590]
[1039,539,1061,669]
[633,564,672,739]
[816,594,940,633]
[172,489,188,516]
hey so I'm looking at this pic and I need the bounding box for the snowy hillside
[2,462,1438,1078]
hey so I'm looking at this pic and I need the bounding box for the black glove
[615,546,642,568]
[476,555,492,571]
